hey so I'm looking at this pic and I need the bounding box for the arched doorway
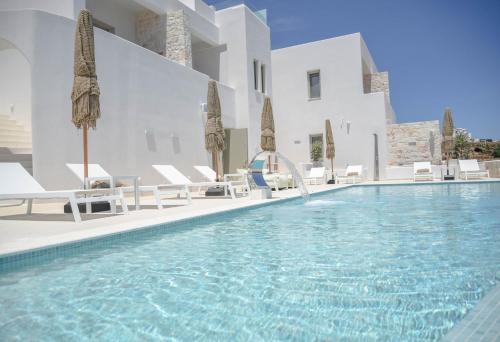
[0,37,32,172]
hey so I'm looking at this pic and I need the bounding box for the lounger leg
[69,195,82,223]
[26,199,33,215]
[154,188,163,209]
[229,185,236,199]
[186,186,192,204]
[118,189,128,213]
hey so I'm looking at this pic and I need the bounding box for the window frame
[307,70,321,100]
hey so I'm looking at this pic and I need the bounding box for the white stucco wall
[0,0,84,19]
[0,42,31,129]
[271,34,391,180]
[0,9,237,190]
[216,5,271,158]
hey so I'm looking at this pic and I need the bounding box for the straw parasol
[325,119,335,181]
[261,97,276,172]
[71,9,100,181]
[442,107,454,175]
[205,80,225,180]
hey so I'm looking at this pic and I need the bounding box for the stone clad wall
[364,71,390,102]
[136,10,167,55]
[136,9,192,68]
[166,10,192,67]
[387,120,442,165]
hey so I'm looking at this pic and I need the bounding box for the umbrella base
[443,175,455,181]
[205,186,226,197]
[64,201,111,213]
[327,179,336,184]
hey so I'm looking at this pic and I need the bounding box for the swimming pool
[0,183,499,341]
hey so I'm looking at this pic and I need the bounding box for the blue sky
[208,0,500,139]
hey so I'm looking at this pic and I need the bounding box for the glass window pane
[261,65,266,94]
[253,60,259,90]
[309,72,321,99]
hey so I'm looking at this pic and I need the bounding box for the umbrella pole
[212,151,219,181]
[331,158,334,180]
[83,124,89,185]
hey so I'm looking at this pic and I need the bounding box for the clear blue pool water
[1,183,499,341]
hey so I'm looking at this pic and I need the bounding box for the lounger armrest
[156,183,189,190]
[85,176,112,183]
[71,188,118,196]
[112,175,141,182]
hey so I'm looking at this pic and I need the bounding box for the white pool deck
[1,178,499,341]
[0,183,352,257]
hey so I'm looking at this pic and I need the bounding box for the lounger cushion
[416,169,430,174]
[346,172,359,176]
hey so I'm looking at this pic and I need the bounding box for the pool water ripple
[0,183,499,341]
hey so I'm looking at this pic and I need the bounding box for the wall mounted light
[200,103,208,113]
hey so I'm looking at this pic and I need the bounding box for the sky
[207,0,500,139]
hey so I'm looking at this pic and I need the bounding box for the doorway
[223,128,248,174]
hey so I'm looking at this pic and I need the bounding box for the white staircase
[0,114,33,174]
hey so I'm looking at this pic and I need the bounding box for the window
[93,18,115,34]
[261,64,266,93]
[307,70,321,99]
[309,134,324,161]
[253,60,259,91]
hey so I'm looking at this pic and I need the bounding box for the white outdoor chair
[413,162,434,182]
[66,163,191,209]
[336,165,364,184]
[194,166,250,195]
[0,163,128,223]
[303,167,326,185]
[153,165,236,199]
[458,160,489,180]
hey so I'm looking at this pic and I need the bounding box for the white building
[0,0,440,189]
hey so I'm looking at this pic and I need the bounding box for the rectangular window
[309,134,324,161]
[308,70,321,99]
[93,18,115,34]
[261,64,266,94]
[253,60,259,91]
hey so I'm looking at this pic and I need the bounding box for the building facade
[0,0,439,188]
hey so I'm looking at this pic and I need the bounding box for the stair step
[0,154,32,162]
[0,125,25,133]
[0,147,32,154]
[0,141,32,146]
[0,136,32,143]
[0,129,31,136]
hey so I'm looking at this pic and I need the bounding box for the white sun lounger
[194,165,250,195]
[153,165,236,199]
[336,165,363,184]
[66,163,191,209]
[458,159,489,180]
[0,163,128,223]
[303,167,326,185]
[413,162,434,181]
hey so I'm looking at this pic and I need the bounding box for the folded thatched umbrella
[325,119,335,181]
[261,97,276,171]
[442,107,454,176]
[71,10,100,181]
[205,80,225,180]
